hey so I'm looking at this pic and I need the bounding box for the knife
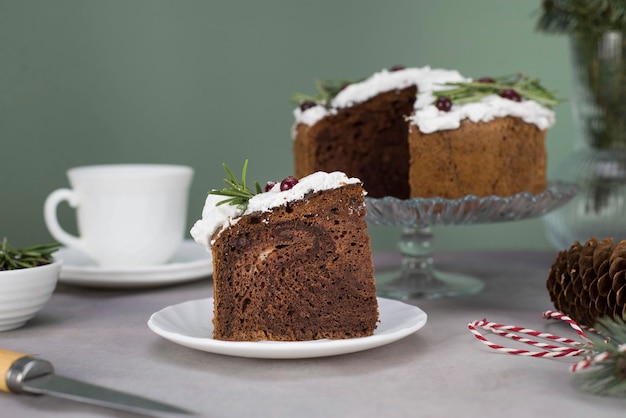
[0,348,194,416]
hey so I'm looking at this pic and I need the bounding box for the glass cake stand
[365,182,578,300]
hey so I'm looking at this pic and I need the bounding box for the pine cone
[547,238,626,327]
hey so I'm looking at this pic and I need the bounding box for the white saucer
[147,297,427,359]
[56,240,212,288]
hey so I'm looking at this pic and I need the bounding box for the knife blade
[0,348,194,416]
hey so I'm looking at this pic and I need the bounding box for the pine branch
[574,316,626,396]
[536,0,626,34]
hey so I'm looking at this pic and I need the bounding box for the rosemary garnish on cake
[209,160,262,211]
[291,78,364,108]
[432,73,562,109]
[0,237,60,270]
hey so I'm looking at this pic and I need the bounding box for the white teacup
[44,164,194,267]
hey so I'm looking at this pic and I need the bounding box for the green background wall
[1,1,574,253]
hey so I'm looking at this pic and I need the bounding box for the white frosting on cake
[292,66,556,134]
[296,105,332,126]
[333,67,465,108]
[190,171,361,252]
[411,92,555,133]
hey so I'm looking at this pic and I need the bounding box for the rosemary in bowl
[0,237,62,331]
[0,237,60,271]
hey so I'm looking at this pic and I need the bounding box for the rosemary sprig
[0,237,60,271]
[209,160,262,211]
[574,316,626,396]
[291,77,364,107]
[433,73,563,108]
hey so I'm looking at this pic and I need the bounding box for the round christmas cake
[292,66,557,199]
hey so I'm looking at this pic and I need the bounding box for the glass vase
[544,31,626,248]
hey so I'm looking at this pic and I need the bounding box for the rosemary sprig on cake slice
[432,73,562,109]
[209,160,262,211]
[0,237,60,270]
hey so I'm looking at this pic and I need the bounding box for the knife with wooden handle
[0,348,194,416]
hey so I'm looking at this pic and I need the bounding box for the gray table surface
[2,250,625,418]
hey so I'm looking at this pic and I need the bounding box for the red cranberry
[299,101,317,111]
[390,65,405,71]
[435,96,453,112]
[499,89,522,102]
[280,176,299,191]
[264,181,276,192]
[478,77,495,83]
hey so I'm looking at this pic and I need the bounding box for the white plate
[147,297,427,359]
[56,240,212,288]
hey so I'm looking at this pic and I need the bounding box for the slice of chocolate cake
[191,169,379,341]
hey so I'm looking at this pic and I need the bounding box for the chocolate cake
[190,171,379,341]
[292,66,556,199]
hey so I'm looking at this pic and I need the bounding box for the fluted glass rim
[365,181,579,228]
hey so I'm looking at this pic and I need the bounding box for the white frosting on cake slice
[190,171,361,252]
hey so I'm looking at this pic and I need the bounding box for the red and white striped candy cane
[467,310,594,359]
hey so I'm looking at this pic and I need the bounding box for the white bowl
[0,260,62,331]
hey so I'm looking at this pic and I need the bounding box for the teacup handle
[44,188,86,253]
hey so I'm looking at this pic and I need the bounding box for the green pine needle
[209,160,261,211]
[574,316,626,396]
[0,237,60,271]
[536,0,626,34]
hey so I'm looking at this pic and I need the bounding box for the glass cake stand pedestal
[365,182,578,300]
